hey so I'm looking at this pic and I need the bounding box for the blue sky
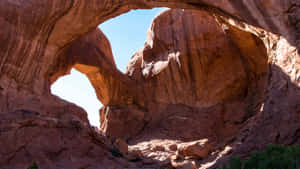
[51,8,167,127]
[100,8,167,71]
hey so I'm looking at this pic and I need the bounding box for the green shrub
[110,147,123,158]
[219,144,300,169]
[27,162,38,169]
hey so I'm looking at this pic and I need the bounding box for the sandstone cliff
[0,0,299,169]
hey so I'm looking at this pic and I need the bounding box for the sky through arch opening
[51,8,167,127]
[99,8,168,72]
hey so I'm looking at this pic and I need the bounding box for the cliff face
[0,0,299,97]
[100,9,300,168]
[0,28,131,169]
[0,0,299,169]
[101,9,269,141]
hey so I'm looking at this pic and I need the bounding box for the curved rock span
[0,0,299,169]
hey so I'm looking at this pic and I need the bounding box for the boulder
[178,139,213,159]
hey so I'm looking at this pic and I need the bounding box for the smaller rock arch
[47,28,133,106]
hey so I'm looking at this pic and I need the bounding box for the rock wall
[0,0,299,169]
[101,9,269,141]
[1,0,299,97]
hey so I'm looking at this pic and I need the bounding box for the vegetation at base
[219,144,300,169]
[110,147,123,158]
[27,162,38,169]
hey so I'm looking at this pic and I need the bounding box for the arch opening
[99,8,168,72]
[51,68,102,127]
[49,8,168,127]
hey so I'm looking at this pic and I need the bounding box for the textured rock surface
[102,7,300,168]
[1,0,299,99]
[0,26,134,169]
[0,0,299,169]
[177,139,213,159]
[0,110,141,169]
[103,9,269,143]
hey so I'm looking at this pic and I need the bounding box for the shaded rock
[0,0,299,168]
[169,144,178,151]
[113,138,129,155]
[152,145,165,152]
[100,105,146,139]
[126,148,143,161]
[0,111,136,169]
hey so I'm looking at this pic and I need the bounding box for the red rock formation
[0,27,131,169]
[102,9,269,142]
[99,8,299,168]
[48,28,133,106]
[1,0,298,98]
[0,0,299,169]
[0,110,118,169]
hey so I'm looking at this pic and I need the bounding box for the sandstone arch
[0,1,299,169]
[47,28,129,106]
[0,0,298,97]
[100,9,269,141]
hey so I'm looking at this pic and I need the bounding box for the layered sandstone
[0,0,299,169]
[101,9,300,168]
[1,0,299,98]
[101,9,269,142]
[0,110,138,169]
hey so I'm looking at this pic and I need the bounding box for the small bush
[27,162,38,169]
[110,147,123,158]
[219,144,300,169]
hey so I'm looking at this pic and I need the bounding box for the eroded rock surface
[0,0,300,169]
[0,110,142,169]
[102,9,269,144]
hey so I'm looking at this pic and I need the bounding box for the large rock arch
[0,0,299,169]
[0,0,299,96]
